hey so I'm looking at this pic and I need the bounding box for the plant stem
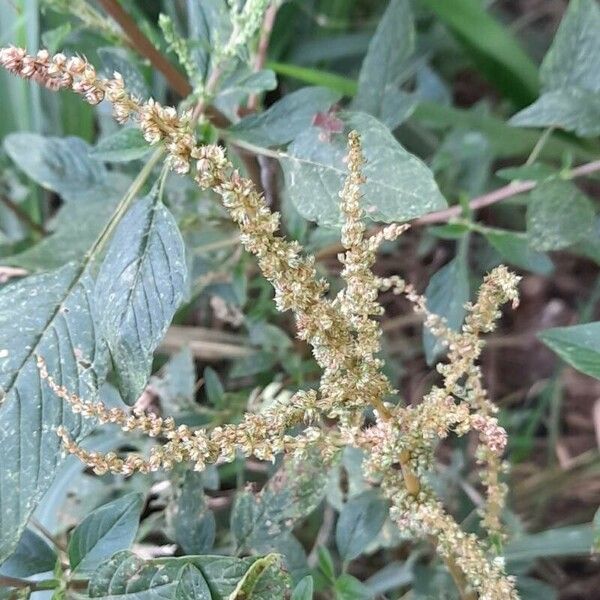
[0,576,59,592]
[525,127,554,165]
[247,1,279,111]
[191,66,223,123]
[443,552,477,600]
[86,147,164,263]
[97,0,191,98]
[219,135,281,159]
[0,192,46,236]
[31,517,67,553]
[419,158,600,224]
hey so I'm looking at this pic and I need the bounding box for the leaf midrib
[117,197,160,331]
[1,264,86,402]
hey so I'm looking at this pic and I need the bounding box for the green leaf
[96,192,188,404]
[169,471,216,554]
[68,492,143,574]
[510,0,600,135]
[432,130,493,196]
[505,524,594,562]
[4,185,123,271]
[187,0,232,83]
[364,560,414,596]
[423,251,470,365]
[0,263,106,562]
[155,347,196,408]
[571,217,600,265]
[510,88,600,137]
[327,447,371,512]
[377,92,418,131]
[496,164,558,182]
[335,490,388,562]
[230,87,342,147]
[481,228,554,276]
[415,101,595,161]
[418,0,539,106]
[538,0,600,93]
[267,60,358,96]
[98,47,149,99]
[4,134,106,199]
[229,554,290,599]
[292,576,314,600]
[231,455,328,553]
[526,181,595,251]
[269,532,309,583]
[539,322,600,380]
[41,22,72,54]
[216,68,277,122]
[0,529,56,577]
[281,111,446,227]
[267,60,597,161]
[176,564,211,600]
[231,491,256,549]
[334,574,371,600]
[353,0,416,128]
[33,429,127,535]
[203,366,225,408]
[317,547,336,582]
[412,563,454,598]
[88,551,282,599]
[289,32,371,66]
[516,577,557,600]
[91,128,151,163]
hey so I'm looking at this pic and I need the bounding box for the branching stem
[247,2,279,111]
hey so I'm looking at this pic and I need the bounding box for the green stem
[525,127,554,166]
[85,147,165,263]
[0,576,59,591]
[219,133,281,159]
[0,192,46,236]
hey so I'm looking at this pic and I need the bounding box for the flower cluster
[0,47,195,173]
[39,355,326,475]
[226,0,272,59]
[3,48,521,600]
[384,473,517,600]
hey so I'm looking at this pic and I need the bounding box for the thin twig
[160,325,254,361]
[191,66,223,123]
[525,127,555,166]
[247,2,279,111]
[0,193,46,235]
[31,517,67,553]
[0,266,28,282]
[0,576,58,592]
[442,551,477,600]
